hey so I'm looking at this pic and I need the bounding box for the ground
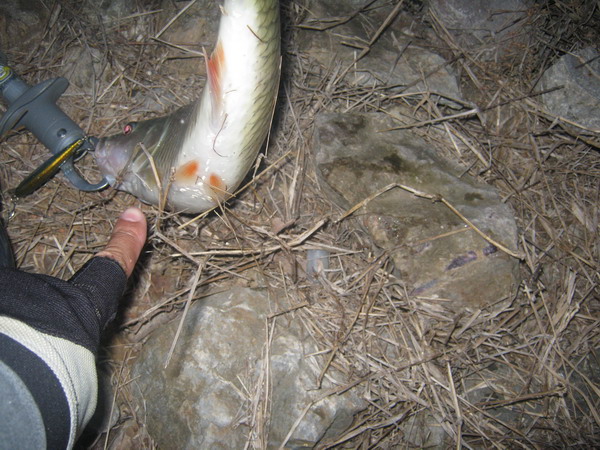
[0,0,598,447]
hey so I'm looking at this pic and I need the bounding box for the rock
[85,0,148,38]
[93,0,138,23]
[0,0,49,55]
[59,46,105,94]
[539,47,600,132]
[157,0,220,78]
[561,349,600,422]
[313,111,520,311]
[428,0,532,61]
[463,363,543,424]
[401,410,452,448]
[131,287,365,448]
[297,1,463,106]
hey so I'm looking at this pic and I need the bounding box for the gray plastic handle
[0,54,108,192]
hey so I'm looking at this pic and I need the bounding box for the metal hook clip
[11,137,108,198]
[0,51,109,196]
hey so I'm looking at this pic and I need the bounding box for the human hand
[0,206,147,449]
[0,206,147,353]
[96,206,147,277]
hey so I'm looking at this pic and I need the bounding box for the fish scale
[95,0,280,213]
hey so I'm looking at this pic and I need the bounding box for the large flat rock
[540,47,600,131]
[429,0,532,61]
[296,1,462,106]
[313,112,520,311]
[131,287,364,448]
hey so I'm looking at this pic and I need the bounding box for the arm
[0,207,146,449]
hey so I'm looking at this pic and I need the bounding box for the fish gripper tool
[0,52,108,197]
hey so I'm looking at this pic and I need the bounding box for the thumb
[96,207,147,277]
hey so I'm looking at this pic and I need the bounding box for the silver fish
[95,0,280,213]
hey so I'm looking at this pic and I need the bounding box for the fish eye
[123,122,137,135]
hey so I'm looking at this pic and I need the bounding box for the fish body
[95,0,280,213]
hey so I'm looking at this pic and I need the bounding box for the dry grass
[1,0,598,448]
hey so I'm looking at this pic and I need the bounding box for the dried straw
[1,0,598,447]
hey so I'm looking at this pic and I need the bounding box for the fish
[95,0,280,213]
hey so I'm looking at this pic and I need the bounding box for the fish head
[95,118,161,184]
[94,116,174,207]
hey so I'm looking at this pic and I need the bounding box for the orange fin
[205,41,225,120]
[208,172,228,200]
[175,160,201,185]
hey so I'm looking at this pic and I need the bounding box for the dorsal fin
[205,41,225,127]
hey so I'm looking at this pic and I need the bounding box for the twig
[335,182,524,259]
[154,0,198,39]
[164,260,206,368]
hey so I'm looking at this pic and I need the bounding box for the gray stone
[157,0,220,78]
[297,1,463,106]
[80,0,146,39]
[560,348,600,421]
[428,0,532,60]
[540,47,600,132]
[0,1,49,54]
[313,112,520,311]
[463,363,543,425]
[95,0,139,23]
[59,46,106,94]
[402,411,451,448]
[131,287,365,449]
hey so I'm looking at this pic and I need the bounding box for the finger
[96,207,147,277]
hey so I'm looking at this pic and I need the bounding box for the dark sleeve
[0,256,129,449]
[0,334,68,449]
[0,256,127,353]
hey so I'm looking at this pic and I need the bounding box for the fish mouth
[94,136,133,186]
